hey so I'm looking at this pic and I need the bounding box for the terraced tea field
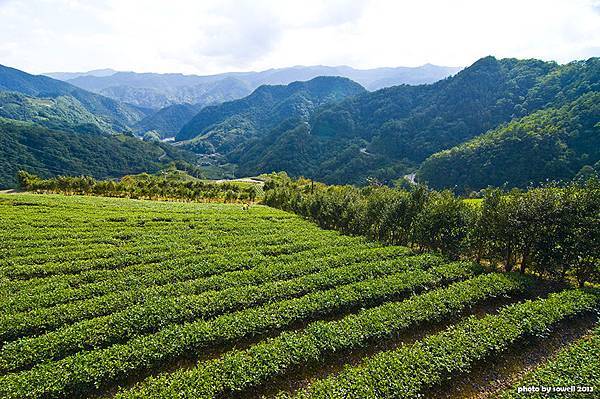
[0,194,597,398]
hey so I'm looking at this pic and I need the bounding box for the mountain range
[0,57,597,191]
[176,76,366,154]
[173,56,599,189]
[46,64,461,110]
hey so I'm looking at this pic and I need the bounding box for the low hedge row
[0,254,439,372]
[500,324,600,398]
[117,272,532,398]
[0,262,478,398]
[282,289,599,399]
[0,246,412,343]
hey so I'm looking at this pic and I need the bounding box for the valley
[1,56,597,192]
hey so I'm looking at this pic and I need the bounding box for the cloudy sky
[0,0,599,75]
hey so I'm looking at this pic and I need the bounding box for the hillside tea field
[0,194,598,399]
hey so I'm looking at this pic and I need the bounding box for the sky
[0,0,599,75]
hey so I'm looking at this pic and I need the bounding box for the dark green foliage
[501,325,600,398]
[0,254,442,372]
[176,76,366,152]
[287,289,599,399]
[0,91,112,135]
[191,57,598,186]
[411,190,475,259]
[263,176,475,259]
[0,118,193,188]
[119,272,526,398]
[475,183,600,285]
[18,169,263,203]
[263,175,600,286]
[0,64,147,132]
[0,261,467,399]
[419,92,600,191]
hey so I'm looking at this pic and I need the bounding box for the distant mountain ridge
[47,64,461,109]
[45,69,118,81]
[3,56,596,192]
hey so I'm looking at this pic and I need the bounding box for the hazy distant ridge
[45,64,461,109]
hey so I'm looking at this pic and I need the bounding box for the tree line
[17,170,260,203]
[263,173,599,287]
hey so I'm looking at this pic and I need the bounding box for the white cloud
[0,0,598,75]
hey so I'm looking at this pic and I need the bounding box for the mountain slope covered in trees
[0,64,148,133]
[176,76,366,154]
[418,92,600,191]
[2,57,597,190]
[213,57,598,185]
[0,91,122,135]
[0,118,195,188]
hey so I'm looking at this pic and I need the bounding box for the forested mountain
[2,56,597,190]
[0,64,148,133]
[52,64,459,109]
[176,76,366,154]
[133,103,203,138]
[0,118,195,188]
[0,91,116,135]
[418,92,600,191]
[218,57,598,185]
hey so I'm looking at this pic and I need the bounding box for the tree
[17,170,38,190]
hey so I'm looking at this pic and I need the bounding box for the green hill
[0,117,195,188]
[418,92,600,191]
[231,57,598,184]
[175,76,366,154]
[0,91,119,135]
[0,64,148,133]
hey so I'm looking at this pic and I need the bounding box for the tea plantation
[0,193,597,398]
